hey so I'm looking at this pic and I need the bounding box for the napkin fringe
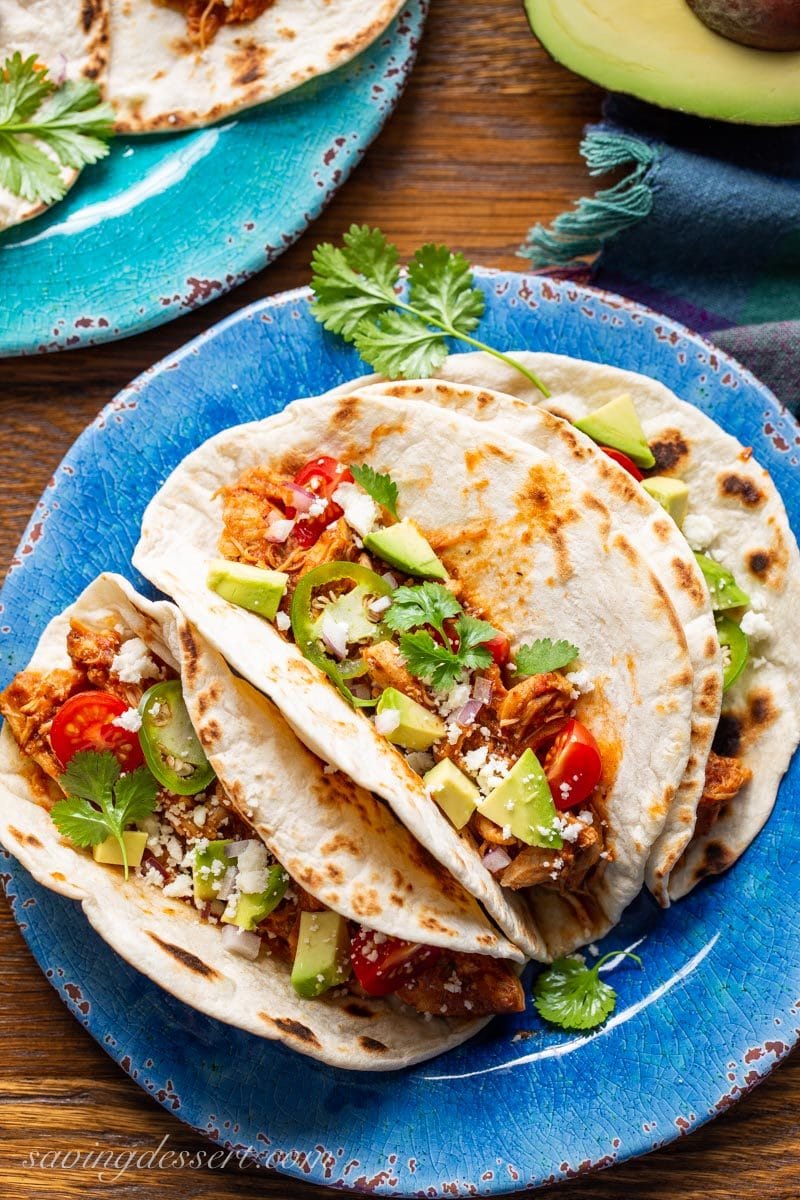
[520,131,658,268]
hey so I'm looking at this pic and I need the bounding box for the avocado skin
[524,0,800,125]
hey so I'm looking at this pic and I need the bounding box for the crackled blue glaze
[2,274,799,1196]
[0,3,426,357]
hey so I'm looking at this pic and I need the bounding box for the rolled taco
[431,351,800,902]
[0,573,527,1071]
[134,391,695,958]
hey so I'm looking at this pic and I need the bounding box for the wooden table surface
[1,2,798,1197]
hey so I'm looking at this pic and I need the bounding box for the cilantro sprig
[533,951,642,1031]
[384,583,499,691]
[51,751,158,879]
[310,226,550,396]
[0,53,114,206]
[514,638,579,676]
[350,463,398,518]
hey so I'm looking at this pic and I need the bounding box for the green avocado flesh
[476,750,562,849]
[207,559,288,620]
[363,521,447,580]
[574,394,655,469]
[376,688,446,751]
[524,0,800,125]
[424,758,480,829]
[291,911,352,998]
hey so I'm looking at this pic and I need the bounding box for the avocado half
[524,0,800,125]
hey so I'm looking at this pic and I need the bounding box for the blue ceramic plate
[2,273,799,1195]
[0,3,425,358]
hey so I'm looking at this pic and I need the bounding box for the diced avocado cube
[642,475,689,527]
[477,749,562,849]
[291,910,352,999]
[363,520,447,579]
[93,830,148,869]
[222,865,289,931]
[193,839,232,902]
[694,552,750,611]
[574,394,655,469]
[376,687,446,751]
[207,559,288,620]
[424,758,480,829]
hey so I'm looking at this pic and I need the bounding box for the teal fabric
[521,97,800,415]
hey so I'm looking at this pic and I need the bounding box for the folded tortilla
[432,351,800,901]
[107,0,407,133]
[134,390,695,958]
[0,0,109,231]
[0,574,522,1069]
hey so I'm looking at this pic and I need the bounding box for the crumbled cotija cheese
[740,610,773,640]
[111,706,142,732]
[565,669,594,697]
[162,874,194,899]
[111,637,161,684]
[236,841,269,894]
[682,514,717,551]
[332,483,378,536]
[275,611,291,632]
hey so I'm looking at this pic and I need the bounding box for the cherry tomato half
[50,691,144,770]
[350,927,440,996]
[543,718,602,811]
[292,457,354,547]
[483,633,510,667]
[599,446,644,482]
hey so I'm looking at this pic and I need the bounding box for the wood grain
[1,1,797,1196]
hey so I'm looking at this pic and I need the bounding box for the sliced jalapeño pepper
[138,681,216,795]
[290,561,394,707]
[715,614,749,691]
[694,552,750,611]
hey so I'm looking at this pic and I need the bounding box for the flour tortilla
[134,390,695,958]
[0,0,109,231]
[107,0,406,134]
[433,351,800,901]
[0,573,520,1070]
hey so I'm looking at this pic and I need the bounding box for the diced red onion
[221,925,261,960]
[285,483,316,512]
[225,839,258,858]
[375,708,401,735]
[216,866,238,902]
[350,684,372,701]
[381,572,398,588]
[482,846,512,874]
[265,514,295,543]
[472,675,493,705]
[321,611,348,659]
[368,595,392,616]
[455,698,483,727]
[141,849,169,881]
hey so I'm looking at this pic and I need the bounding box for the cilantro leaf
[350,463,399,518]
[407,244,485,332]
[310,225,399,338]
[0,54,114,206]
[514,638,579,677]
[113,767,160,829]
[384,582,462,636]
[398,631,466,693]
[308,225,551,396]
[455,615,500,659]
[53,750,157,879]
[353,310,450,379]
[51,797,112,848]
[60,750,120,807]
[533,952,642,1031]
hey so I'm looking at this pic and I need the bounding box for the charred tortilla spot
[671,557,707,607]
[545,404,572,422]
[352,888,381,918]
[227,41,268,88]
[51,871,66,882]
[7,826,42,849]
[196,682,221,716]
[700,672,723,715]
[695,840,734,880]
[343,1002,376,1018]
[178,624,200,686]
[705,634,720,659]
[748,550,770,577]
[652,519,671,542]
[147,933,220,979]
[359,1036,389,1053]
[267,1017,322,1049]
[581,492,612,539]
[81,0,102,32]
[749,689,776,728]
[650,430,690,474]
[326,864,345,884]
[319,833,361,857]
[719,473,764,507]
[714,713,742,757]
[389,892,405,907]
[198,719,222,749]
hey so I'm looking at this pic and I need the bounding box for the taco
[134,390,695,958]
[0,573,527,1071]
[0,1,109,231]
[431,350,800,902]
[107,0,407,133]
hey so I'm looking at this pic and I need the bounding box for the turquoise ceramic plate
[0,2,425,357]
[2,272,799,1194]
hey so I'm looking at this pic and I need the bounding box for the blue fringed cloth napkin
[521,97,800,415]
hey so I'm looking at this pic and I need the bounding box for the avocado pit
[686,0,800,50]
